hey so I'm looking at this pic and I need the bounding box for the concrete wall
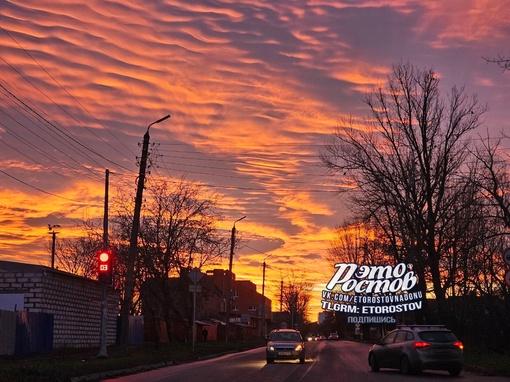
[0,261,118,348]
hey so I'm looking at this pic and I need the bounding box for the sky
[0,0,509,320]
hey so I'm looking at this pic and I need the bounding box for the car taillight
[453,341,464,350]
[413,341,431,348]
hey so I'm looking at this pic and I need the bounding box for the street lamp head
[147,114,171,133]
[48,224,60,231]
[233,215,246,228]
[151,114,171,126]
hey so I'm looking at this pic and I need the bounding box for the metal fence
[0,310,54,355]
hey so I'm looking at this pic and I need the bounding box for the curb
[70,361,174,382]
[70,350,244,382]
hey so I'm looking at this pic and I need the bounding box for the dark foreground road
[104,341,508,382]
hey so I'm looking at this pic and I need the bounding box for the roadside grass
[0,339,265,382]
[1,340,508,382]
[464,349,510,377]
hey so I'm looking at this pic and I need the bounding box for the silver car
[266,329,305,364]
[368,325,464,376]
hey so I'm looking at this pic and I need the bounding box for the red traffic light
[98,249,112,284]
[99,251,110,271]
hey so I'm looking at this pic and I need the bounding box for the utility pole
[103,169,109,248]
[261,255,271,337]
[280,279,283,312]
[98,169,109,358]
[48,224,60,268]
[225,216,246,345]
[120,115,170,347]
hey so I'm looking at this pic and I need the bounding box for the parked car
[329,332,339,340]
[266,328,305,364]
[368,325,464,376]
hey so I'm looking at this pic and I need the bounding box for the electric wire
[0,26,136,159]
[0,81,134,173]
[0,168,102,206]
[157,165,337,193]
[0,108,103,180]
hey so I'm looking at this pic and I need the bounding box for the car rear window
[395,330,413,342]
[418,331,457,342]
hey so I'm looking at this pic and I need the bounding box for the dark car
[266,328,305,364]
[368,325,463,376]
[329,332,339,340]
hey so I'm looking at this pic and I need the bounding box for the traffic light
[98,249,112,284]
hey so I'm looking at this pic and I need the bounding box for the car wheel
[369,353,379,372]
[266,357,274,364]
[400,356,413,375]
[448,368,461,376]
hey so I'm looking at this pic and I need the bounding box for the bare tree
[53,219,104,278]
[471,136,510,228]
[135,177,227,342]
[327,220,392,265]
[321,61,488,323]
[109,187,139,313]
[483,53,510,71]
[469,136,510,333]
[278,272,313,328]
[139,178,226,274]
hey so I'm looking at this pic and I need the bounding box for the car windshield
[271,332,301,341]
[418,331,457,342]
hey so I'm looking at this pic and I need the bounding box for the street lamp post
[261,254,271,337]
[120,114,170,347]
[225,216,246,344]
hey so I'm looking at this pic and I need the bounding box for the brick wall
[0,261,118,348]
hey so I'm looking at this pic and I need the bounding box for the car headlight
[268,346,275,351]
[295,344,303,351]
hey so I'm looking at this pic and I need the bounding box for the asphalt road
[103,341,508,382]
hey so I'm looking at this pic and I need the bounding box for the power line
[0,102,103,179]
[0,26,136,159]
[0,168,102,206]
[0,81,134,173]
[0,131,69,180]
[145,170,338,195]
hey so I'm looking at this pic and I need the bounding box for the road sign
[504,248,510,267]
[189,285,202,293]
[188,268,204,284]
[188,267,204,354]
[505,270,510,287]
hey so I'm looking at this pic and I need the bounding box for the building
[141,271,225,343]
[142,268,272,342]
[206,269,271,335]
[0,260,118,353]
